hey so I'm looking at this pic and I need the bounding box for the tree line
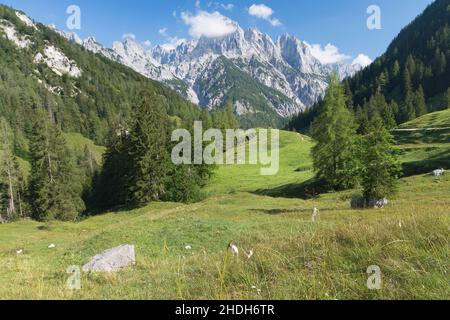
[0,88,238,222]
[287,0,450,133]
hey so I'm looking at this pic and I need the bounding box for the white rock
[48,244,56,249]
[311,207,319,223]
[82,245,136,273]
[15,12,37,30]
[16,249,23,254]
[0,20,32,48]
[34,45,82,78]
[432,169,445,177]
[228,242,239,256]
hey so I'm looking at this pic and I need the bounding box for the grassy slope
[398,109,450,129]
[394,109,450,175]
[1,126,449,300]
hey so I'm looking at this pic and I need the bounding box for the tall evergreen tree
[414,85,428,117]
[0,117,25,220]
[360,114,401,204]
[311,76,359,190]
[127,89,170,205]
[28,111,84,221]
[90,126,131,210]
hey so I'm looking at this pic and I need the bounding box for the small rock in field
[311,207,319,223]
[185,245,192,250]
[48,244,56,249]
[82,244,136,273]
[16,249,23,254]
[432,168,445,177]
[368,198,388,209]
[228,242,239,256]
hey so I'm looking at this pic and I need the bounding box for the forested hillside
[287,0,450,132]
[0,5,201,152]
[0,5,234,222]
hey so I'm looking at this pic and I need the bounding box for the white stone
[34,45,82,78]
[15,12,37,30]
[432,169,445,177]
[82,245,136,273]
[0,20,32,48]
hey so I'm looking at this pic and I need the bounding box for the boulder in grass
[82,245,136,273]
[351,196,388,209]
[351,196,365,209]
[432,169,445,177]
[368,198,389,209]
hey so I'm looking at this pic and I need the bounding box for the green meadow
[0,112,449,300]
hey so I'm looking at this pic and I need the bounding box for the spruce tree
[360,114,401,204]
[91,126,131,210]
[127,89,169,205]
[224,100,238,129]
[28,111,84,221]
[414,86,427,117]
[312,75,359,190]
[0,117,25,220]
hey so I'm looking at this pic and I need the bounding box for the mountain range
[52,23,367,126]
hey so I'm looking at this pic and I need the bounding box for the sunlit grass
[0,129,448,300]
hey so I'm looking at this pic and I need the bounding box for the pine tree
[312,75,359,190]
[392,60,401,79]
[360,114,401,204]
[91,126,131,210]
[200,109,213,129]
[28,111,84,221]
[127,89,169,205]
[414,86,427,117]
[371,93,396,129]
[0,117,25,220]
[224,100,238,129]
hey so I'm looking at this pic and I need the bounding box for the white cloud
[160,36,186,51]
[158,27,185,50]
[308,43,351,64]
[143,40,152,47]
[159,27,168,37]
[248,4,273,19]
[248,4,282,27]
[352,54,372,68]
[181,10,238,38]
[270,18,282,26]
[220,3,234,11]
[122,33,136,40]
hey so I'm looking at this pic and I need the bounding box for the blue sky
[1,0,434,63]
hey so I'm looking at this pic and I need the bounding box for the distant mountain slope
[288,0,450,132]
[54,22,366,127]
[345,0,450,116]
[0,5,200,150]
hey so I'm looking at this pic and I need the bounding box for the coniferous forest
[0,4,241,221]
[287,0,450,133]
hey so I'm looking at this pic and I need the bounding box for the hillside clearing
[0,129,448,300]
